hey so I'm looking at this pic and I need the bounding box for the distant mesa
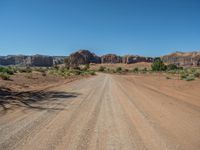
[0,50,200,67]
[161,51,200,67]
[68,50,154,65]
[101,54,122,63]
[0,55,65,67]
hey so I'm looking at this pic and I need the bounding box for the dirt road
[0,73,200,150]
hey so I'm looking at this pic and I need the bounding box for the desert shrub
[0,73,10,80]
[166,76,171,79]
[0,66,15,75]
[34,67,47,73]
[83,64,90,71]
[151,58,167,71]
[18,67,32,73]
[141,68,147,73]
[167,64,178,70]
[64,57,70,69]
[189,68,196,73]
[59,67,68,73]
[25,73,33,79]
[98,66,106,72]
[42,72,47,76]
[180,73,188,80]
[116,67,122,72]
[194,72,200,78]
[133,67,139,72]
[53,65,59,70]
[70,69,82,75]
[87,70,96,75]
[124,69,129,72]
[72,66,81,70]
[106,68,110,72]
[185,75,195,81]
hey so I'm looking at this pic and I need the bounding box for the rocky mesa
[68,50,154,65]
[161,51,200,67]
[0,55,65,67]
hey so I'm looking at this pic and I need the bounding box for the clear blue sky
[0,0,200,56]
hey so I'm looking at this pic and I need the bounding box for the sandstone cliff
[101,54,122,63]
[69,50,101,65]
[122,55,153,64]
[0,55,54,67]
[161,51,200,67]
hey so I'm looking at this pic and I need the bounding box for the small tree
[151,58,167,71]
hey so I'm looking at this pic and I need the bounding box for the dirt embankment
[0,73,200,150]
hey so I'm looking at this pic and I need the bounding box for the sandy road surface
[0,73,200,150]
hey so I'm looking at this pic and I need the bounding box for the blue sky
[0,0,200,56]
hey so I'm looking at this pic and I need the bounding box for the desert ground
[0,72,200,150]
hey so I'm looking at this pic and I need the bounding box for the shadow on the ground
[0,87,80,112]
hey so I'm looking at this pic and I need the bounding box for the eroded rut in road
[0,74,200,150]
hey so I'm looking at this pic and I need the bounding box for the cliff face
[0,55,54,67]
[68,50,153,65]
[122,55,153,64]
[30,55,53,67]
[101,54,122,63]
[69,50,101,65]
[52,56,66,65]
[161,51,200,67]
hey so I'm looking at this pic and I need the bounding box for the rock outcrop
[161,51,200,67]
[122,55,153,64]
[69,50,101,65]
[101,54,122,63]
[52,56,66,65]
[30,55,53,67]
[0,55,53,67]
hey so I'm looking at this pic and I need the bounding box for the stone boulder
[161,51,200,67]
[69,50,101,65]
[101,54,122,63]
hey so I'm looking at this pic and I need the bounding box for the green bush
[181,73,188,80]
[185,75,195,81]
[133,67,139,72]
[124,69,129,72]
[70,69,82,75]
[151,58,167,71]
[194,72,200,78]
[0,73,10,80]
[87,70,96,75]
[116,67,122,72]
[34,67,47,73]
[167,64,178,70]
[142,68,147,73]
[98,66,106,72]
[18,67,32,73]
[0,66,15,75]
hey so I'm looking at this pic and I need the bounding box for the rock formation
[101,54,122,63]
[161,51,200,67]
[0,55,54,67]
[122,55,153,64]
[68,50,101,65]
